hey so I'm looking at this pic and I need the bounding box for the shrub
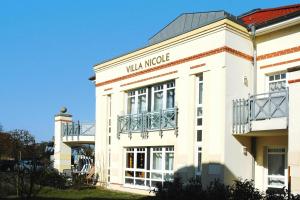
[152,178,300,200]
[39,168,67,189]
[206,179,231,200]
[231,179,262,200]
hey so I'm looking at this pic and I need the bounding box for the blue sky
[0,0,299,142]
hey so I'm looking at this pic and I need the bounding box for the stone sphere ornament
[60,107,67,113]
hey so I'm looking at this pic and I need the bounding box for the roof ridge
[148,10,227,41]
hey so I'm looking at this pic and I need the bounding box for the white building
[54,3,300,194]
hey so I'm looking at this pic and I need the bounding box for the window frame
[123,146,174,189]
[126,88,148,114]
[195,74,203,177]
[266,72,287,93]
[266,147,287,189]
[151,81,175,112]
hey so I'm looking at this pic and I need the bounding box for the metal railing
[117,107,178,138]
[62,122,95,137]
[233,90,288,134]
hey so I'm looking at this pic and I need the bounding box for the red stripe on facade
[120,71,178,87]
[257,46,300,61]
[190,63,206,69]
[288,78,300,84]
[104,88,113,91]
[260,58,300,69]
[95,46,252,87]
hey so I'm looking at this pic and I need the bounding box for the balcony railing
[62,122,95,137]
[117,107,178,138]
[233,90,288,134]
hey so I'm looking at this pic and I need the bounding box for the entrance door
[267,147,287,188]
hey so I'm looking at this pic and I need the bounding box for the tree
[10,129,35,161]
[0,132,13,159]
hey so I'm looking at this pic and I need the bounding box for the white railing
[62,122,95,137]
[117,107,178,138]
[233,90,288,134]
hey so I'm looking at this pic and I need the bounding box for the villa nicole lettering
[126,53,170,73]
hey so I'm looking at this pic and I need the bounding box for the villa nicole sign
[126,53,170,73]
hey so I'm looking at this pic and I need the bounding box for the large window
[127,89,148,114]
[267,148,287,189]
[126,81,175,114]
[124,146,174,188]
[268,72,287,92]
[152,81,175,111]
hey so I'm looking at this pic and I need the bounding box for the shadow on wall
[174,163,237,187]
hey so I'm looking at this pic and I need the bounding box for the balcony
[233,90,288,134]
[62,122,95,143]
[117,107,178,138]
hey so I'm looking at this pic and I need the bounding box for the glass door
[267,148,287,188]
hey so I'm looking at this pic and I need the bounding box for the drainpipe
[250,25,257,95]
[250,24,257,182]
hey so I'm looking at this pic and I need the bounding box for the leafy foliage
[153,178,300,200]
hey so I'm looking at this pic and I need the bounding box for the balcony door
[267,147,287,189]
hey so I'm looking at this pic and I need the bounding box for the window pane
[281,73,286,79]
[275,74,280,80]
[128,96,136,114]
[152,153,162,170]
[137,153,145,169]
[165,153,174,170]
[125,178,134,184]
[166,89,175,109]
[135,171,145,178]
[197,130,202,142]
[151,172,162,179]
[138,95,147,113]
[268,154,285,176]
[135,179,145,186]
[199,74,203,82]
[126,153,134,168]
[199,82,203,104]
[125,171,134,177]
[197,152,202,172]
[197,107,203,117]
[197,118,202,126]
[154,91,163,111]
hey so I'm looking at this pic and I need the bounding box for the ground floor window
[267,147,287,188]
[124,146,174,188]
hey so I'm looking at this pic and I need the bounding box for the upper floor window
[268,72,286,92]
[152,81,175,111]
[127,80,175,114]
[127,88,148,114]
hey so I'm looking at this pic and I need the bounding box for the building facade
[91,4,300,194]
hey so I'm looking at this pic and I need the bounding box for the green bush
[39,168,67,189]
[152,178,300,200]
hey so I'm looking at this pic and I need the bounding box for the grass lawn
[32,187,152,200]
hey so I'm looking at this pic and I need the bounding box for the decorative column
[53,107,72,172]
[287,66,300,193]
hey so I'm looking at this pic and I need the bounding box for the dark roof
[94,11,243,66]
[94,4,300,67]
[149,11,243,45]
